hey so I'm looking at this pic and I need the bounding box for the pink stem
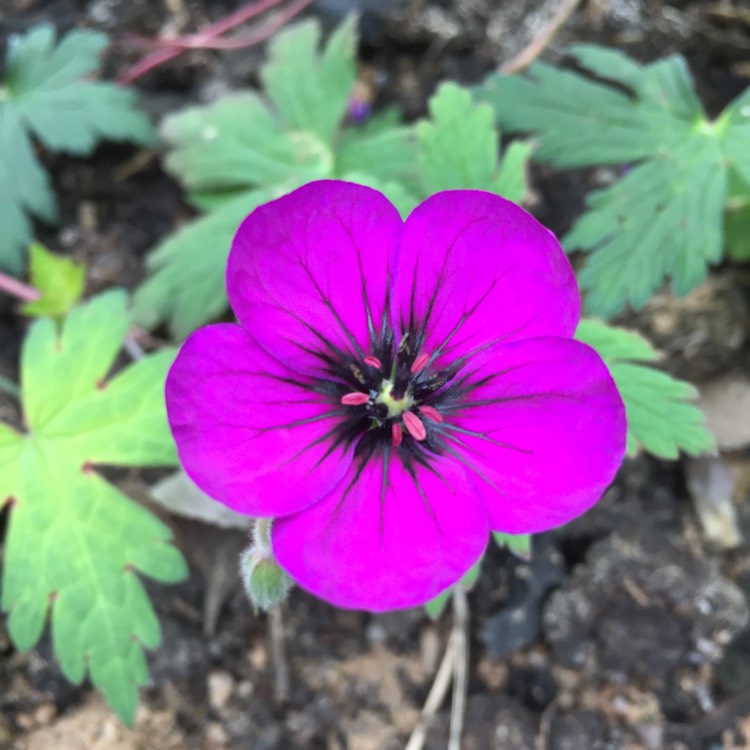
[0,271,41,303]
[116,0,302,85]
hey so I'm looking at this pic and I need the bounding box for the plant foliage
[0,291,187,723]
[479,45,750,317]
[21,242,86,320]
[133,19,533,339]
[0,24,154,272]
[576,319,715,458]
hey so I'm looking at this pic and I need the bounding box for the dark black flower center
[319,327,460,459]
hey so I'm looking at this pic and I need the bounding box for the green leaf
[335,109,418,189]
[131,189,283,338]
[161,93,332,207]
[492,531,532,560]
[0,24,154,270]
[478,46,734,317]
[21,242,86,320]
[576,318,715,458]
[725,201,750,262]
[478,45,702,167]
[416,82,531,203]
[722,88,750,188]
[134,16,366,337]
[567,134,727,316]
[0,291,187,724]
[424,557,482,621]
[261,15,357,147]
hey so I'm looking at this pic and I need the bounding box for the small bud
[240,519,292,611]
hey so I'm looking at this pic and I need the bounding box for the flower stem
[268,603,290,702]
[448,585,469,750]
[254,516,274,552]
[0,271,40,304]
[116,0,313,85]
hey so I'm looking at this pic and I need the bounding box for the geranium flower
[166,180,626,611]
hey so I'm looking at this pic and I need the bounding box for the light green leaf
[335,109,418,189]
[131,189,283,338]
[0,291,187,724]
[478,45,737,317]
[424,557,482,621]
[21,242,86,320]
[576,318,715,458]
[492,140,534,205]
[262,15,357,147]
[478,46,702,167]
[492,531,532,559]
[568,134,726,316]
[415,82,531,203]
[417,82,497,192]
[721,88,750,187]
[0,24,154,270]
[161,93,331,207]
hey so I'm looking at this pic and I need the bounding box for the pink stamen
[402,411,427,442]
[410,351,430,374]
[419,405,443,423]
[341,392,369,406]
[392,422,403,447]
[364,355,382,369]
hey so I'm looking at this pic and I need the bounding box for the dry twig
[448,586,469,750]
[405,587,471,750]
[117,0,314,85]
[499,0,583,75]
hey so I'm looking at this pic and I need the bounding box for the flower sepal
[240,519,293,611]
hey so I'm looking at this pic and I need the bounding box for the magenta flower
[166,180,626,611]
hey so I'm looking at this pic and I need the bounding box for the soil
[2,1,750,749]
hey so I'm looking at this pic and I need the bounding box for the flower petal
[439,337,626,534]
[165,323,352,517]
[271,451,488,611]
[227,180,403,371]
[393,191,579,364]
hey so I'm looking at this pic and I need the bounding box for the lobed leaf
[576,319,715,458]
[0,291,187,723]
[261,15,357,146]
[0,24,154,270]
[335,109,418,189]
[477,45,742,318]
[478,46,702,167]
[161,93,331,207]
[567,134,727,316]
[416,81,531,203]
[131,189,283,338]
[21,243,86,320]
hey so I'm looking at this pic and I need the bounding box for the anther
[364,355,382,369]
[419,405,443,423]
[410,352,430,374]
[341,392,369,406]
[402,411,427,441]
[391,422,403,447]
